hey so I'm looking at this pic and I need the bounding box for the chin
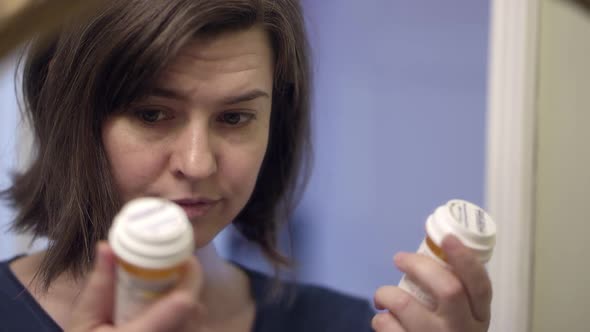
[192,227,222,250]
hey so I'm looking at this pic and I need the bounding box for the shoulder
[0,256,61,331]
[243,267,375,332]
[286,280,374,331]
[290,280,373,314]
[0,256,24,294]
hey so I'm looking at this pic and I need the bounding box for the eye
[218,112,255,126]
[134,109,170,124]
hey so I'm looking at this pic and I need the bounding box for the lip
[171,198,221,218]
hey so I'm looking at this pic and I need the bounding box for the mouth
[171,198,220,218]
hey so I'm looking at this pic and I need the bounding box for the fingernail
[374,299,385,311]
[96,242,112,269]
[393,253,409,268]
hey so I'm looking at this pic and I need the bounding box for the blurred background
[1,0,491,296]
[221,0,489,299]
[1,1,589,331]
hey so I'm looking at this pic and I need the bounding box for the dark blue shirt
[0,257,375,331]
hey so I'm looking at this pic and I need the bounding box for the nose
[169,122,217,180]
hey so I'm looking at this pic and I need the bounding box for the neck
[194,242,253,323]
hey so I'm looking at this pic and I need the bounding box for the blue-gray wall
[286,0,489,299]
[0,55,19,257]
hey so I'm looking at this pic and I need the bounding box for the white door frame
[485,0,539,331]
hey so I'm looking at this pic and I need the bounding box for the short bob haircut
[3,0,312,288]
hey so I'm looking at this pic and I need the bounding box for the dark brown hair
[571,0,590,12]
[3,0,312,288]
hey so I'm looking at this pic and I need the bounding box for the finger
[374,285,438,331]
[394,252,472,323]
[123,257,204,332]
[170,256,206,317]
[371,311,406,332]
[69,242,116,330]
[174,256,203,300]
[442,235,492,323]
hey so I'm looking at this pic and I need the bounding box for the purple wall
[275,0,490,300]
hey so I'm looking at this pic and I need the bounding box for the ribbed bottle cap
[425,199,496,263]
[108,197,194,269]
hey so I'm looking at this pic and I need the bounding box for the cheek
[102,120,166,200]
[220,136,268,198]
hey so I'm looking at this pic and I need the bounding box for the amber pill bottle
[398,199,497,307]
[108,197,194,324]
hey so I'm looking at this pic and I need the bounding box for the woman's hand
[67,242,203,332]
[372,235,492,331]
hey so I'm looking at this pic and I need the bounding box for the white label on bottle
[448,201,489,235]
[113,265,179,324]
[398,240,449,309]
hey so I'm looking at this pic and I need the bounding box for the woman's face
[102,26,274,247]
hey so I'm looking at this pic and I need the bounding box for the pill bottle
[108,197,194,324]
[398,199,496,307]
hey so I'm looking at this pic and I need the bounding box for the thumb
[69,242,116,330]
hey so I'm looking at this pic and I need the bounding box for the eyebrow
[150,87,270,105]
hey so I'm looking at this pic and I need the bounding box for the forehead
[152,26,274,97]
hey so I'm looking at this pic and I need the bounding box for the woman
[0,1,492,331]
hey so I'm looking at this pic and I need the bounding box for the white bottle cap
[108,197,194,269]
[425,199,496,263]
